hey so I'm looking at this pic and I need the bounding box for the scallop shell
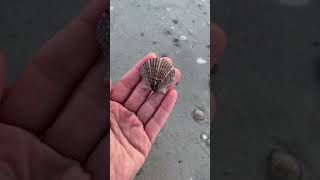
[140,58,176,93]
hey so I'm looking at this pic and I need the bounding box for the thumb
[0,52,5,99]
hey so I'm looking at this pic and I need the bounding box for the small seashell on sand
[140,58,176,93]
[193,108,205,120]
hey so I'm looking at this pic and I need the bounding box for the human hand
[110,53,181,180]
[0,0,107,179]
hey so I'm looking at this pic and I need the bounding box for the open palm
[110,54,181,179]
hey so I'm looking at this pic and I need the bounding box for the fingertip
[167,68,181,90]
[167,88,178,99]
[79,0,107,25]
[175,68,181,81]
[136,52,157,69]
[147,52,157,58]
